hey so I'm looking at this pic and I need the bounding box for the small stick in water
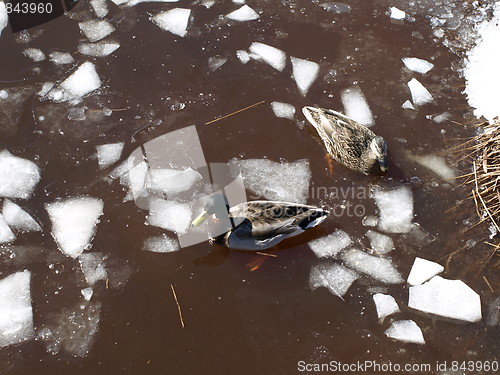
[205,101,265,125]
[170,284,185,328]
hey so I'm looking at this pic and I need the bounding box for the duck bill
[378,158,388,173]
[191,210,209,227]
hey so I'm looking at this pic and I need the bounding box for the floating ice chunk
[143,234,180,253]
[366,230,394,254]
[249,42,286,71]
[362,215,378,227]
[23,48,45,62]
[431,112,451,123]
[45,197,104,259]
[0,150,41,199]
[226,5,259,21]
[127,0,180,5]
[96,142,124,169]
[0,214,15,244]
[79,20,115,42]
[407,154,456,182]
[341,85,374,127]
[79,253,108,285]
[321,2,351,13]
[81,288,93,301]
[409,276,482,322]
[0,90,8,99]
[271,102,295,120]
[373,293,400,319]
[290,57,319,96]
[110,0,128,4]
[232,0,245,3]
[146,168,202,196]
[229,158,311,204]
[407,78,433,106]
[60,62,102,100]
[152,8,191,37]
[0,271,35,348]
[341,248,403,284]
[2,199,42,232]
[308,230,352,258]
[310,263,359,298]
[407,257,444,286]
[78,41,120,57]
[236,50,250,64]
[373,185,413,233]
[208,56,227,71]
[147,199,192,235]
[389,7,406,20]
[402,100,415,110]
[90,0,109,17]
[0,2,7,36]
[384,320,425,344]
[48,51,75,65]
[402,57,434,74]
[121,160,149,201]
[400,223,435,247]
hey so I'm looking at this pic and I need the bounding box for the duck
[191,195,329,251]
[302,106,388,174]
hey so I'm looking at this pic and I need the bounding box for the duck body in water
[302,106,388,174]
[191,199,329,251]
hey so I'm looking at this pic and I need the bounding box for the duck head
[369,136,388,173]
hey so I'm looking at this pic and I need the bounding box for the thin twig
[205,101,265,125]
[483,276,495,293]
[170,284,185,328]
[256,252,278,258]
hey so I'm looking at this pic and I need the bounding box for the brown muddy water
[0,0,499,374]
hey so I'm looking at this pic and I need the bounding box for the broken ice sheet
[308,230,352,258]
[271,101,295,120]
[236,50,250,64]
[309,262,359,298]
[373,293,400,320]
[143,234,180,253]
[23,48,46,62]
[407,78,433,106]
[0,213,16,244]
[2,199,42,232]
[81,287,93,301]
[372,185,413,233]
[79,20,115,42]
[407,153,456,183]
[0,270,35,348]
[365,230,394,254]
[226,5,259,21]
[340,85,374,127]
[408,276,482,322]
[402,57,434,74]
[249,42,286,71]
[48,51,75,65]
[47,61,102,102]
[341,248,403,284]
[79,253,108,285]
[384,320,425,345]
[145,168,202,196]
[0,2,7,36]
[389,7,406,21]
[208,56,227,71]
[0,150,41,199]
[228,158,311,204]
[320,2,351,14]
[96,142,124,169]
[399,223,435,247]
[407,257,444,286]
[147,199,192,235]
[90,0,109,18]
[78,41,121,57]
[402,100,415,110]
[290,57,320,96]
[45,197,104,259]
[152,8,191,37]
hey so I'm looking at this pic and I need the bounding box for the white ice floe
[320,2,351,13]
[0,2,8,36]
[373,185,413,233]
[310,263,359,298]
[23,48,46,62]
[79,20,115,42]
[401,223,435,247]
[45,197,104,259]
[362,215,378,227]
[147,199,192,235]
[143,234,180,253]
[0,150,41,199]
[402,57,434,74]
[384,320,425,344]
[208,56,227,71]
[409,276,482,322]
[2,199,42,232]
[81,287,94,301]
[121,161,148,201]
[78,41,121,57]
[431,112,451,123]
[290,57,319,96]
[340,85,374,127]
[96,142,124,169]
[373,293,400,319]
[308,230,352,258]
[226,5,259,21]
[110,0,129,4]
[249,42,286,71]
[48,51,75,65]
[341,248,403,284]
[271,101,295,120]
[365,230,394,254]
[233,0,245,4]
[90,0,109,17]
[58,62,102,101]
[407,153,456,182]
[146,168,202,196]
[236,50,250,64]
[229,158,311,204]
[389,7,406,20]
[0,271,35,348]
[407,257,444,286]
[79,253,108,285]
[0,214,15,244]
[463,3,500,121]
[152,8,191,37]
[407,78,433,106]
[402,100,415,110]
